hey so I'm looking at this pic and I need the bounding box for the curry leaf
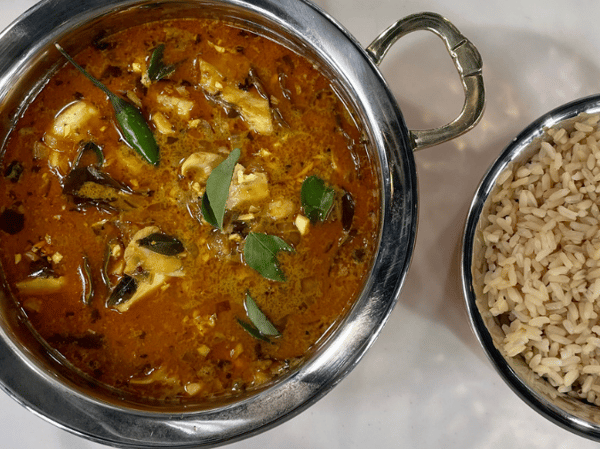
[243,232,293,282]
[237,293,280,342]
[147,44,176,82]
[244,292,280,337]
[301,175,335,223]
[106,275,137,308]
[55,43,160,166]
[201,148,240,229]
[237,318,271,342]
[101,243,113,289]
[200,193,218,228]
[78,256,94,306]
[74,141,104,168]
[137,232,185,255]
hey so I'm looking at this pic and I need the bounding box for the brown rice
[479,113,600,405]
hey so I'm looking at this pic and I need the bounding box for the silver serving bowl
[462,95,600,442]
[0,0,484,447]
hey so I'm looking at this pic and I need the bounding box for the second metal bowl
[462,94,600,442]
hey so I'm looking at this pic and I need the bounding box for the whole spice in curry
[0,18,380,403]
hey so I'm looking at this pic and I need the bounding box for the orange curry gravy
[0,18,379,403]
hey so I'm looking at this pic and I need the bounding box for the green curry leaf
[244,292,280,337]
[147,44,176,82]
[301,175,335,223]
[243,232,293,282]
[237,293,280,342]
[237,318,271,342]
[201,148,240,229]
[200,193,218,228]
[55,43,160,166]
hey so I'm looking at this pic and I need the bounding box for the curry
[0,18,379,403]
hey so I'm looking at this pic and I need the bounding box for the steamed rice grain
[480,113,600,406]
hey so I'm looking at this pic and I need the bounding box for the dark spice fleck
[231,220,249,238]
[353,248,366,262]
[0,208,24,235]
[4,161,23,183]
[101,65,123,79]
[90,308,101,323]
[216,300,231,314]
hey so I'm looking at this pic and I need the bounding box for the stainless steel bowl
[0,0,484,447]
[462,95,600,442]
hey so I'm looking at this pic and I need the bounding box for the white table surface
[1,0,600,448]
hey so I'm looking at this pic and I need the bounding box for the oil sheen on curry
[0,18,379,403]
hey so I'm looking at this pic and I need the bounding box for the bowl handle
[366,12,485,152]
